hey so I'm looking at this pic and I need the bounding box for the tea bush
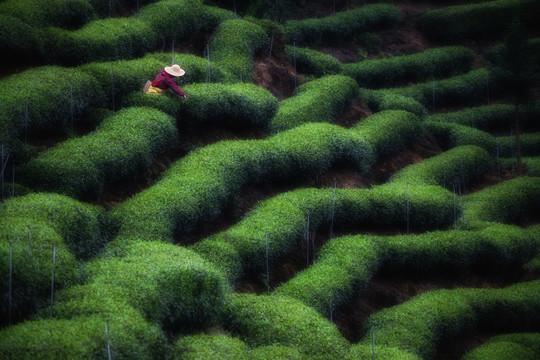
[42,17,157,64]
[346,345,421,360]
[284,4,401,45]
[343,46,475,88]
[199,184,455,280]
[459,176,540,229]
[126,83,278,129]
[19,107,177,198]
[174,334,248,360]
[361,90,428,118]
[352,110,423,157]
[269,75,359,133]
[249,345,307,360]
[209,19,267,82]
[0,193,110,259]
[428,103,540,133]
[285,46,343,77]
[377,68,495,108]
[392,145,493,190]
[463,333,540,360]
[360,280,540,359]
[0,218,79,325]
[0,14,43,61]
[86,239,226,331]
[501,157,540,176]
[222,293,349,360]
[0,312,167,360]
[111,123,374,243]
[0,66,105,147]
[0,0,97,28]
[497,132,540,157]
[424,121,497,154]
[420,0,540,42]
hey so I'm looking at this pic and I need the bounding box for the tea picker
[144,64,187,99]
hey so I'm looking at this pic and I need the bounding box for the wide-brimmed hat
[164,64,185,77]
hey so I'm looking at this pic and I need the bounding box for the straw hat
[164,64,185,77]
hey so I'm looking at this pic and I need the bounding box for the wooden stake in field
[406,182,410,235]
[453,187,457,230]
[371,325,376,360]
[8,244,13,325]
[265,33,274,89]
[293,41,297,90]
[496,138,501,182]
[306,209,310,266]
[329,180,337,239]
[105,320,112,360]
[329,293,333,323]
[110,64,115,112]
[206,43,211,83]
[70,85,74,136]
[27,225,33,255]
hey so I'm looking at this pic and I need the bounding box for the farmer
[145,64,187,98]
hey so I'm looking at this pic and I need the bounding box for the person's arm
[164,76,185,97]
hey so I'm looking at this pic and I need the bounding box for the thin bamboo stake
[265,231,270,294]
[50,245,56,318]
[329,180,337,239]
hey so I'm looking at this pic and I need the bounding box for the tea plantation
[1,0,539,359]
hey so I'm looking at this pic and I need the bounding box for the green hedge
[346,345,421,360]
[464,333,540,359]
[0,66,105,150]
[197,184,455,281]
[85,239,226,331]
[19,107,177,198]
[362,90,428,118]
[126,82,278,129]
[498,132,540,157]
[0,14,43,61]
[249,345,307,360]
[424,121,496,154]
[459,176,540,229]
[501,156,540,176]
[209,19,267,82]
[285,46,343,77]
[0,0,97,28]
[0,218,79,325]
[42,17,157,64]
[275,235,381,315]
[420,0,540,42]
[111,123,374,243]
[343,46,475,89]
[222,293,349,360]
[174,334,248,360]
[0,313,167,360]
[284,4,401,45]
[392,145,493,190]
[0,193,111,259]
[360,280,540,359]
[269,75,359,133]
[352,110,423,158]
[378,68,495,109]
[428,103,540,133]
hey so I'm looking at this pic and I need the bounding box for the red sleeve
[164,75,184,96]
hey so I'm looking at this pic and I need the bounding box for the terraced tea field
[1,0,539,359]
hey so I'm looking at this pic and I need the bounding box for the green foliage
[0,313,167,360]
[392,145,493,190]
[501,156,540,176]
[343,46,475,89]
[86,240,226,331]
[497,132,540,157]
[135,0,206,40]
[463,341,538,360]
[0,193,111,259]
[275,235,381,315]
[0,218,79,325]
[0,66,105,148]
[111,123,374,243]
[381,68,495,108]
[353,110,424,158]
[284,4,401,45]
[269,75,359,133]
[42,18,157,65]
[285,46,343,77]
[249,345,307,360]
[222,293,349,360]
[0,14,43,61]
[0,0,97,28]
[20,107,177,198]
[362,90,428,118]
[209,19,267,82]
[360,281,540,359]
[424,121,497,154]
[126,83,278,129]
[420,0,540,42]
[346,345,421,360]
[428,103,540,133]
[174,334,249,360]
[460,176,540,229]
